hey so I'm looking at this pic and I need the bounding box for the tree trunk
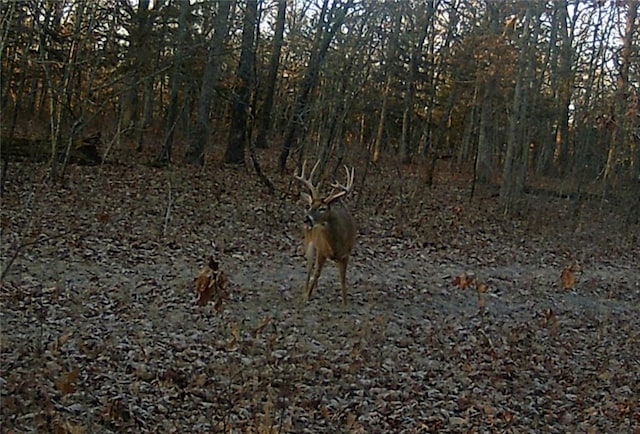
[500,6,535,212]
[475,77,495,183]
[552,0,572,175]
[400,9,429,164]
[157,1,189,164]
[224,0,257,165]
[119,0,152,137]
[277,0,352,173]
[373,6,401,163]
[475,2,499,184]
[256,0,286,149]
[603,0,637,181]
[373,78,390,164]
[186,0,232,166]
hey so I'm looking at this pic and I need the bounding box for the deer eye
[317,205,329,213]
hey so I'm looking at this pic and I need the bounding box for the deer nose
[304,215,314,226]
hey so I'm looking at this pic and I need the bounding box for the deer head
[294,161,356,306]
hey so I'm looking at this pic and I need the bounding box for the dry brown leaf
[349,359,363,373]
[254,316,273,337]
[193,373,207,387]
[195,256,228,309]
[561,265,575,289]
[502,410,514,423]
[55,367,80,395]
[227,321,240,350]
[346,412,357,427]
[103,397,131,422]
[544,308,559,333]
[477,294,486,308]
[96,212,111,224]
[453,273,476,289]
[50,331,74,354]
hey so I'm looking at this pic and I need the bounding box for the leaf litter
[1,160,639,433]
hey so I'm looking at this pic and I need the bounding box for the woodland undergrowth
[1,150,638,433]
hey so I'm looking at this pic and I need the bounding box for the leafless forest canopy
[1,0,639,433]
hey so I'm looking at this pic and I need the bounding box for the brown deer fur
[295,162,356,306]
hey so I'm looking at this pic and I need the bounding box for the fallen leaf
[477,294,486,308]
[227,321,240,350]
[194,255,229,308]
[453,273,475,289]
[254,316,273,337]
[55,367,80,395]
[58,331,73,346]
[561,265,575,289]
[96,212,111,224]
[103,396,131,422]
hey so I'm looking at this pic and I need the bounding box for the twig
[162,178,173,238]
[249,138,275,194]
[1,233,67,281]
[355,141,373,210]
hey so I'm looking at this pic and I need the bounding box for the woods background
[2,0,639,214]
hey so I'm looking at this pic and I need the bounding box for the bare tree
[277,0,353,174]
[118,0,154,138]
[186,0,232,166]
[256,0,286,149]
[551,0,574,175]
[224,0,258,165]
[474,2,501,184]
[604,0,638,181]
[399,3,430,164]
[372,3,401,164]
[499,5,538,212]
[157,1,189,165]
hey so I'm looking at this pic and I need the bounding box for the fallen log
[0,133,102,165]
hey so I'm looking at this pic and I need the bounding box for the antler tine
[294,160,320,200]
[330,165,354,193]
[325,165,355,203]
[309,160,320,182]
[345,165,354,191]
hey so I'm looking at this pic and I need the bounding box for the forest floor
[1,153,639,433]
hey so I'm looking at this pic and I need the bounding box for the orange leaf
[561,266,575,289]
[195,256,228,308]
[453,273,475,289]
[55,367,80,395]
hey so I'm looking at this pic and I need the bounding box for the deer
[294,160,357,306]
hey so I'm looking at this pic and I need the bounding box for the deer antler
[325,165,355,204]
[294,160,321,203]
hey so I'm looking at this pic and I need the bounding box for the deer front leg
[304,242,316,300]
[336,258,349,307]
[307,255,326,300]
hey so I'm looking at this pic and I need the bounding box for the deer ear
[301,192,313,204]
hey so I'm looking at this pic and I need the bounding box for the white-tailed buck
[294,161,356,306]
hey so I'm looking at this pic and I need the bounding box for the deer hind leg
[336,258,349,307]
